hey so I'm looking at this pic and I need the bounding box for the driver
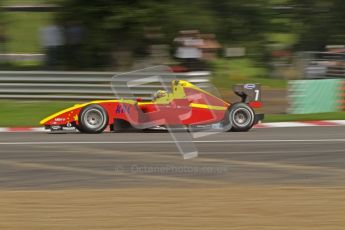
[153,90,168,100]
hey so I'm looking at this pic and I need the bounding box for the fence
[0,71,211,100]
[299,51,345,79]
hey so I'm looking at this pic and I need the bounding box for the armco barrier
[0,71,210,100]
[288,79,343,114]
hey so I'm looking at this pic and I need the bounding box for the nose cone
[39,105,82,126]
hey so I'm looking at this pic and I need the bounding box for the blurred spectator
[174,30,203,60]
[65,21,84,68]
[40,23,65,69]
[198,34,221,60]
[174,30,220,71]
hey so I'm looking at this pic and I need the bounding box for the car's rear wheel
[78,104,108,133]
[226,103,255,132]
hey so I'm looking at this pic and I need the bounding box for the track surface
[1,126,345,189]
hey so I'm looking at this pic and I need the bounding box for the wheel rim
[232,108,252,127]
[83,109,104,130]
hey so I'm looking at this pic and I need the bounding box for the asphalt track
[1,126,345,189]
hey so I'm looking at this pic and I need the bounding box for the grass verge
[265,112,345,122]
[0,100,76,127]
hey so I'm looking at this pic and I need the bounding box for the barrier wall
[0,71,210,100]
[288,79,343,114]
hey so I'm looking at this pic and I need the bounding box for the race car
[40,80,264,133]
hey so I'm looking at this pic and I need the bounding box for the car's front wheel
[78,104,108,133]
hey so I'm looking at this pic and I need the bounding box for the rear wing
[233,83,262,108]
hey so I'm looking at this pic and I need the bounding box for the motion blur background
[0,0,344,126]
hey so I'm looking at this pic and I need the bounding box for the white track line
[262,122,316,128]
[0,139,345,145]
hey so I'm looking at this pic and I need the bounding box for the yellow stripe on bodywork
[137,102,154,105]
[39,99,136,125]
[190,103,227,111]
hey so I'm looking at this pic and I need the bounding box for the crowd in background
[40,21,84,69]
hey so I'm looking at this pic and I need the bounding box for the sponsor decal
[116,104,131,114]
[244,84,256,90]
[54,117,65,122]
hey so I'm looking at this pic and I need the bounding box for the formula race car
[40,80,264,133]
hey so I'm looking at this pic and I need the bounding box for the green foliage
[2,0,344,66]
[2,0,53,4]
[4,12,53,53]
[57,1,196,65]
[209,0,272,45]
[289,0,345,50]
[56,0,274,67]
[211,58,287,89]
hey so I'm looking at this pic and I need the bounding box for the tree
[290,0,345,50]
[56,0,218,68]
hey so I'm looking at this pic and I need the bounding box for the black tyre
[226,103,255,132]
[78,104,108,133]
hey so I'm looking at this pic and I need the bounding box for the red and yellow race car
[40,80,264,133]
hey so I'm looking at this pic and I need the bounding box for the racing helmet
[153,90,168,100]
